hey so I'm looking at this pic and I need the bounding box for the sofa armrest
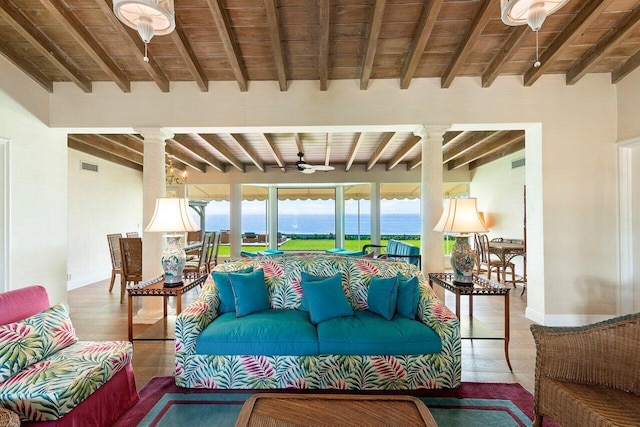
[530,313,640,395]
[417,277,460,356]
[175,276,218,356]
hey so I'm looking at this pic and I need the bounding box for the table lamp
[145,198,199,287]
[434,198,488,285]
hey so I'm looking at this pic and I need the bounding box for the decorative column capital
[421,125,451,141]
[136,128,174,143]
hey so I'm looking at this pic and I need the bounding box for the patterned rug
[114,377,559,426]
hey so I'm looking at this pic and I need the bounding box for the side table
[127,274,207,341]
[428,273,512,370]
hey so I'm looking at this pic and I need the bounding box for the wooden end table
[428,273,512,371]
[127,274,207,341]
[235,394,438,427]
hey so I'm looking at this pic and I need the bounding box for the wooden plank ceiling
[3,0,637,173]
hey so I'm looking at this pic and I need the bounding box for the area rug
[114,377,559,426]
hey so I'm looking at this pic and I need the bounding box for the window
[277,188,336,251]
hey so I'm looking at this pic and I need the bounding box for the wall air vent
[511,158,525,169]
[81,161,98,172]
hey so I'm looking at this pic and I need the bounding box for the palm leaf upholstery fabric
[175,253,461,390]
[0,303,133,421]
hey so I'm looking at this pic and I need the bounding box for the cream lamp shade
[145,198,199,286]
[434,198,487,285]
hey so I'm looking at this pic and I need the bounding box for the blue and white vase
[161,235,186,286]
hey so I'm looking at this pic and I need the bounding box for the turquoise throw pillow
[212,267,254,313]
[396,274,420,319]
[229,269,269,317]
[300,274,353,325]
[299,272,342,311]
[367,276,399,320]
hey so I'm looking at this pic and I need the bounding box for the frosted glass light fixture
[113,0,175,62]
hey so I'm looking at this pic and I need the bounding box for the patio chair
[362,239,420,268]
[119,237,142,304]
[107,233,123,293]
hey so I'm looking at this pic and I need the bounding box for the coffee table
[127,274,207,341]
[428,272,512,370]
[235,393,438,427]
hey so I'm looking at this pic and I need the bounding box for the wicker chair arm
[530,313,640,395]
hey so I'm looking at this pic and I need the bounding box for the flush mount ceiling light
[113,0,175,62]
[500,0,569,68]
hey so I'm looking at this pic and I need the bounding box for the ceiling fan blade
[298,163,314,169]
[300,167,316,174]
[310,165,335,171]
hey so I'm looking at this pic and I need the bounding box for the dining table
[488,239,526,282]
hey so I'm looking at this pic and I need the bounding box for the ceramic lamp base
[450,234,475,285]
[161,235,186,285]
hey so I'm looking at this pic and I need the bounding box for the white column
[336,186,345,248]
[370,183,381,245]
[268,186,278,250]
[419,125,449,299]
[137,128,173,321]
[230,183,242,258]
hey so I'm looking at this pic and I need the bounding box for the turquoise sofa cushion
[212,267,253,313]
[301,274,354,324]
[230,269,269,317]
[317,310,441,355]
[367,276,398,320]
[196,310,319,356]
[396,274,420,319]
[299,272,342,312]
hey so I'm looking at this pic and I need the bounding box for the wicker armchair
[530,313,640,427]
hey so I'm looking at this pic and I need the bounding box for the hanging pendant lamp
[113,0,175,62]
[500,0,569,68]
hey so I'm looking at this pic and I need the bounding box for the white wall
[470,150,526,278]
[0,56,68,305]
[67,149,142,289]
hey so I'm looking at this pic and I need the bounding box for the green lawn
[216,238,455,256]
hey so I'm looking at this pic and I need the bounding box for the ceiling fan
[294,152,335,174]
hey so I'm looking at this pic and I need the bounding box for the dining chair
[474,234,515,283]
[206,232,221,274]
[119,237,143,304]
[184,231,213,279]
[126,231,139,238]
[107,233,123,294]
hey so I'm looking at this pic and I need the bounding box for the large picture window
[277,188,336,251]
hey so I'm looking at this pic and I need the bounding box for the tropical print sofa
[175,253,461,390]
[0,286,138,426]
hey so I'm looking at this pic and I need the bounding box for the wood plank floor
[67,279,537,392]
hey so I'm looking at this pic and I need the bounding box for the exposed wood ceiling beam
[0,0,91,93]
[469,138,525,170]
[170,18,208,92]
[441,0,497,88]
[40,0,130,93]
[447,131,524,169]
[229,134,265,172]
[387,135,421,170]
[172,134,225,172]
[400,0,444,89]
[198,134,245,172]
[325,133,332,166]
[206,0,248,92]
[360,0,386,90]
[294,133,304,155]
[366,132,395,171]
[566,5,640,85]
[165,142,207,173]
[345,133,363,171]
[96,134,143,154]
[264,0,287,91]
[0,45,53,92]
[442,131,468,149]
[443,131,496,162]
[482,26,528,88]
[407,155,421,170]
[319,0,330,91]
[70,134,142,164]
[262,133,285,170]
[612,49,640,83]
[97,0,169,92]
[68,137,142,171]
[524,0,612,86]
